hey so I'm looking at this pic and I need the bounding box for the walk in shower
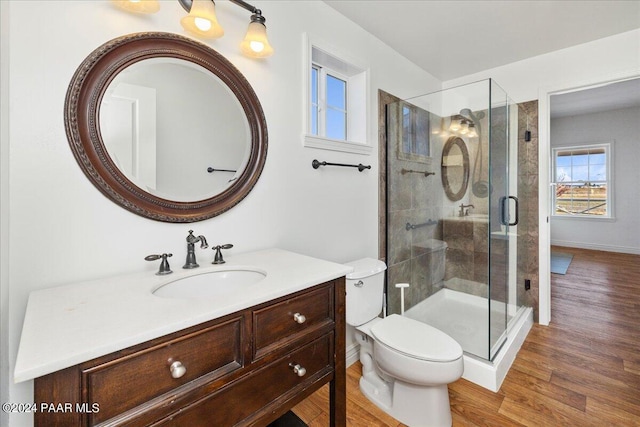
[385,79,533,391]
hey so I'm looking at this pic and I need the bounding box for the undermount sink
[153,268,267,299]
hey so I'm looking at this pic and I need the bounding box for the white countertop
[14,248,352,383]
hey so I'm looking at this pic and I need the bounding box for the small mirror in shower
[441,136,470,201]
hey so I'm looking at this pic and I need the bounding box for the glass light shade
[181,0,224,39]
[449,118,461,132]
[240,21,274,58]
[467,123,478,138]
[459,121,469,134]
[111,0,160,14]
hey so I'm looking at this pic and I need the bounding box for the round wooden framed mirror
[441,136,470,201]
[65,32,267,222]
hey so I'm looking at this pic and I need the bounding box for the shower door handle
[508,196,519,226]
[500,196,519,226]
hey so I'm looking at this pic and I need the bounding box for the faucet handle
[145,253,173,275]
[212,244,233,265]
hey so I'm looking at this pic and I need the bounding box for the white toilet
[345,258,463,427]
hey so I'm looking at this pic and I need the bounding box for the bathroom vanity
[15,249,350,426]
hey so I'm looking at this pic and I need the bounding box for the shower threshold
[405,288,533,392]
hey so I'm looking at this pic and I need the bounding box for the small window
[310,66,348,141]
[401,103,430,158]
[304,35,370,154]
[553,143,612,218]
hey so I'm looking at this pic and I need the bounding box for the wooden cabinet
[34,278,346,427]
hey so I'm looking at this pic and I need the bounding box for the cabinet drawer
[83,317,243,425]
[253,284,334,358]
[155,333,333,426]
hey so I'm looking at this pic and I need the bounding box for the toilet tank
[343,258,387,327]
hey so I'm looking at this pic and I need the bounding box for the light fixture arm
[178,0,262,18]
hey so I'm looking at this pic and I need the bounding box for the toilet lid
[370,314,463,362]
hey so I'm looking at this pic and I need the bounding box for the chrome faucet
[183,230,209,269]
[458,203,475,217]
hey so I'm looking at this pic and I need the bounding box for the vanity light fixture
[467,122,478,138]
[112,0,160,14]
[180,0,224,39]
[112,0,274,58]
[449,118,461,132]
[459,120,469,135]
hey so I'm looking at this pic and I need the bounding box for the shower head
[459,108,473,119]
[459,108,486,121]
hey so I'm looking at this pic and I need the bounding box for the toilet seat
[370,314,462,362]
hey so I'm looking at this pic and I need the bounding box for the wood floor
[292,246,640,426]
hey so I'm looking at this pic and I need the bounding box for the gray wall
[550,106,640,254]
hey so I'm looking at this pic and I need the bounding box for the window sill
[304,134,372,155]
[551,215,616,222]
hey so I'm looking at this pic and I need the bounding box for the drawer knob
[293,313,306,324]
[289,363,307,377]
[169,361,187,378]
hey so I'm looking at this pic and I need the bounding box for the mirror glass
[100,58,250,202]
[65,32,267,222]
[441,136,470,201]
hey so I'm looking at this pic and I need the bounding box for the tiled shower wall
[517,100,539,320]
[379,90,540,320]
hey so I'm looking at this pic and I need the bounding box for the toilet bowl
[345,258,463,427]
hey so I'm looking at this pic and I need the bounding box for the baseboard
[346,343,360,367]
[551,239,640,255]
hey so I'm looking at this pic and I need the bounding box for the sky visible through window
[556,152,606,184]
[310,68,347,140]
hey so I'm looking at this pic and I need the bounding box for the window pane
[326,108,346,140]
[311,67,318,104]
[572,153,589,166]
[414,109,430,156]
[555,184,575,215]
[311,105,318,135]
[589,153,606,165]
[310,67,319,135]
[572,165,588,182]
[556,155,572,168]
[326,75,346,110]
[589,164,606,181]
[402,106,412,153]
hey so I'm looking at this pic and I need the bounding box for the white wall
[443,29,640,104]
[1,2,11,426]
[550,106,640,254]
[0,1,441,425]
[442,29,640,325]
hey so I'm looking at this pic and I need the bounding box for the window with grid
[553,143,612,217]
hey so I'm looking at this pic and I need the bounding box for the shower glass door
[384,79,517,362]
[488,80,513,360]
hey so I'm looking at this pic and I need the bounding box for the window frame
[552,141,614,220]
[303,33,371,155]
